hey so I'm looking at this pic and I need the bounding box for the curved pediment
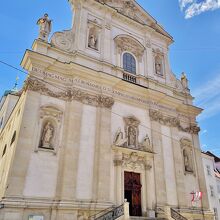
[114,35,145,59]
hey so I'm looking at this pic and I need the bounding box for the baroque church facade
[0,0,214,219]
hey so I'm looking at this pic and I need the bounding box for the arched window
[123,53,136,74]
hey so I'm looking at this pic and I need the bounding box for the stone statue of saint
[128,126,136,147]
[41,122,54,149]
[114,128,127,147]
[37,13,52,42]
[183,149,192,172]
[155,56,162,75]
[141,134,152,152]
[88,34,97,49]
[181,72,189,89]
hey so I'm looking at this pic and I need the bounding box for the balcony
[123,71,137,84]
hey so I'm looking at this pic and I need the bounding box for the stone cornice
[149,109,200,134]
[25,77,114,108]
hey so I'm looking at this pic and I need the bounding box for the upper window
[123,53,136,74]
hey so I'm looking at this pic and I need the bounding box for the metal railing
[171,208,187,220]
[123,72,136,84]
[93,204,124,220]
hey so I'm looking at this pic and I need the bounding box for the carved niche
[124,116,140,148]
[114,35,145,61]
[35,105,63,153]
[180,138,194,174]
[87,15,102,51]
[153,48,164,77]
[113,116,153,153]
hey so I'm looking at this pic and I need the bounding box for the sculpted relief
[180,138,194,174]
[40,122,54,149]
[113,116,153,153]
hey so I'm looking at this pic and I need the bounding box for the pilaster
[58,101,83,199]
[151,120,167,205]
[171,127,187,207]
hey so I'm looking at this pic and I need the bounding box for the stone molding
[25,77,114,108]
[95,0,147,25]
[149,109,200,134]
[114,35,145,60]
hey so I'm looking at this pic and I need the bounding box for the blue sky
[0,0,219,155]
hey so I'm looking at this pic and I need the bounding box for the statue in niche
[183,149,193,172]
[114,128,127,147]
[181,72,189,89]
[88,33,98,50]
[155,55,163,75]
[40,122,54,149]
[140,134,152,152]
[128,126,137,147]
[37,13,52,42]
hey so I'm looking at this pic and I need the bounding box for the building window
[210,185,215,197]
[10,131,16,146]
[123,53,136,74]
[214,208,219,220]
[207,165,212,176]
[2,145,7,157]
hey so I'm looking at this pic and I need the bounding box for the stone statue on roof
[37,13,52,42]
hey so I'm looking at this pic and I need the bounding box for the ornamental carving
[114,35,145,60]
[122,152,147,170]
[149,109,200,134]
[25,78,114,108]
[95,0,147,25]
[51,30,75,52]
[113,116,153,153]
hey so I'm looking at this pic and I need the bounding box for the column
[145,159,156,211]
[114,159,123,205]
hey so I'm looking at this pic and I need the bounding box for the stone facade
[0,0,214,219]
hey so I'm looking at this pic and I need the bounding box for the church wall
[22,93,65,198]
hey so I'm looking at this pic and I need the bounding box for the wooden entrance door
[124,171,142,216]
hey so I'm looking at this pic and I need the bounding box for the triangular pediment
[95,0,172,40]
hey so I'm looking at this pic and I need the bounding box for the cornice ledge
[149,109,200,134]
[25,77,114,108]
